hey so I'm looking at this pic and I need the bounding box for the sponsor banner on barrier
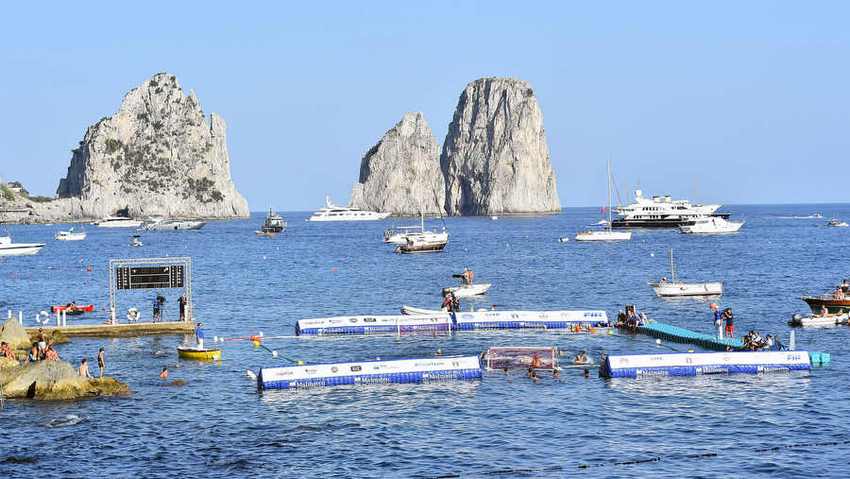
[260,355,481,385]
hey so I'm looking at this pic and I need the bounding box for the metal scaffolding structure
[108,257,193,324]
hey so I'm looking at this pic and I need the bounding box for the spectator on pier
[78,358,92,378]
[723,308,735,338]
[710,303,724,339]
[97,348,106,378]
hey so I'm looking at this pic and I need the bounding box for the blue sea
[2,205,850,478]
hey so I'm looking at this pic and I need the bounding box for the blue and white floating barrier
[295,310,608,336]
[257,355,482,390]
[600,350,827,379]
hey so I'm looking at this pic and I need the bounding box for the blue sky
[1,2,848,210]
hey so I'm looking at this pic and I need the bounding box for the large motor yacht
[612,190,728,228]
[308,196,390,222]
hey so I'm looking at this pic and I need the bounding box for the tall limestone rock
[350,112,445,215]
[441,78,560,215]
[54,72,249,219]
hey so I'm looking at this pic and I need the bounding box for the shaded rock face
[0,318,31,351]
[0,360,129,400]
[350,112,445,215]
[54,72,249,219]
[440,78,560,215]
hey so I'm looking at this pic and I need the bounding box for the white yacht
[649,249,723,297]
[679,216,744,234]
[55,227,87,241]
[575,161,632,242]
[613,190,727,228]
[95,216,143,228]
[143,218,207,231]
[0,229,44,256]
[384,215,448,245]
[308,196,390,222]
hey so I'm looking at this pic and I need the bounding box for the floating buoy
[271,351,278,358]
[656,339,662,345]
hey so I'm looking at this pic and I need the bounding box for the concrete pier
[26,321,196,338]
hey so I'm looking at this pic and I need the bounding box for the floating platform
[295,310,609,336]
[600,350,830,379]
[257,355,482,390]
[630,321,746,351]
[26,321,196,338]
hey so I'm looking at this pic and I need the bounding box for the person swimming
[159,366,169,379]
[574,350,590,365]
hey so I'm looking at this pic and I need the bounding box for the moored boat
[395,235,448,254]
[442,283,492,298]
[788,312,849,327]
[649,249,722,297]
[308,196,390,222]
[612,190,729,228]
[255,209,286,235]
[177,346,222,361]
[574,161,632,242]
[679,216,744,234]
[801,295,850,314]
[55,227,87,241]
[143,218,207,231]
[95,216,143,228]
[51,304,95,315]
[0,229,44,256]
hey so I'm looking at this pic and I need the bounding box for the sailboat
[648,249,723,297]
[575,161,632,241]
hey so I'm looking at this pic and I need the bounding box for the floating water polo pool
[294,310,608,336]
[257,355,482,390]
[599,350,829,379]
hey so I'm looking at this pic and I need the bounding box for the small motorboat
[0,227,45,256]
[788,312,849,328]
[679,216,744,234]
[442,283,492,298]
[827,218,849,227]
[143,218,207,231]
[401,305,442,315]
[130,235,143,247]
[55,227,87,241]
[649,249,723,297]
[255,209,286,236]
[177,345,222,361]
[51,304,95,315]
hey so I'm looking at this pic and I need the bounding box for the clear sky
[1,2,848,210]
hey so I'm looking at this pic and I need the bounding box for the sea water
[1,205,849,478]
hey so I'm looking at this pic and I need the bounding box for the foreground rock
[350,112,445,215]
[0,318,31,351]
[2,72,249,223]
[440,77,560,215]
[0,360,129,400]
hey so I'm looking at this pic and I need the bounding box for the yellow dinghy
[177,345,222,361]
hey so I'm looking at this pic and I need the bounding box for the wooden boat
[801,295,850,314]
[51,304,95,315]
[177,345,222,361]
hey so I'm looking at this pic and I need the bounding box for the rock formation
[0,318,31,351]
[51,72,249,219]
[440,77,560,215]
[350,112,445,215]
[0,360,129,400]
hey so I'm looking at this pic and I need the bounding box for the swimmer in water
[527,367,540,383]
[574,350,589,365]
[553,368,561,379]
[159,366,169,380]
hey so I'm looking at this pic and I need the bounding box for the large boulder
[0,360,129,400]
[350,112,445,215]
[0,318,31,351]
[441,77,560,215]
[47,72,249,220]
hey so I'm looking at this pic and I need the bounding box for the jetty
[27,321,195,338]
[632,321,745,351]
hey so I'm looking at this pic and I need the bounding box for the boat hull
[575,231,632,241]
[612,213,731,228]
[802,296,850,314]
[51,304,95,314]
[177,347,222,361]
[650,282,723,297]
[145,221,207,231]
[0,244,44,256]
[397,240,447,254]
[443,283,492,297]
[55,232,86,241]
[788,313,849,327]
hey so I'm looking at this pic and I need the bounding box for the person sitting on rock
[28,343,40,362]
[44,345,60,361]
[0,341,16,361]
[78,358,92,378]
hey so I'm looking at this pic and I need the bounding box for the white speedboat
[613,190,727,228]
[143,218,207,231]
[575,161,632,242]
[443,283,492,298]
[0,233,44,256]
[55,227,86,241]
[308,196,390,222]
[95,216,143,228]
[788,312,849,328]
[679,216,744,234]
[649,249,722,297]
[827,218,849,228]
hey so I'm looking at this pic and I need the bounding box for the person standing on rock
[78,358,92,378]
[97,347,106,378]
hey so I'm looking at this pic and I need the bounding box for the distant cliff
[440,78,560,215]
[350,112,445,215]
[51,72,248,219]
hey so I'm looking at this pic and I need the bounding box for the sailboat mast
[607,160,613,230]
[669,248,676,283]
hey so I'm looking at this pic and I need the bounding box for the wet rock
[0,360,129,400]
[441,77,560,215]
